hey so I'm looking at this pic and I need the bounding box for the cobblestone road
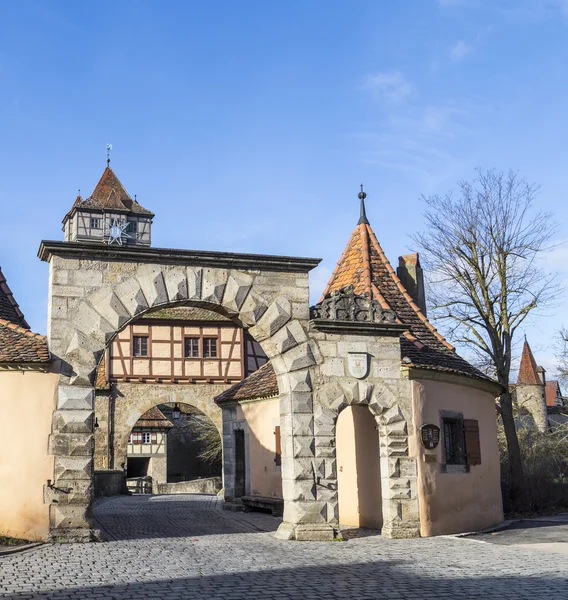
[1,494,567,599]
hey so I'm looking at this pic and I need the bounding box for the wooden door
[234,429,246,498]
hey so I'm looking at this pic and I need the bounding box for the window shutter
[133,432,141,445]
[274,426,281,466]
[464,419,481,466]
[151,432,157,444]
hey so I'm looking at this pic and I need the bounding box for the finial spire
[357,183,369,225]
[106,143,112,167]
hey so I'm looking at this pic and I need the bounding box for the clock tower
[62,166,154,246]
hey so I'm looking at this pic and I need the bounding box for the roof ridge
[364,224,454,351]
[0,318,46,339]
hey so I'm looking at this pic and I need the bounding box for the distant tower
[62,164,154,246]
[516,339,548,432]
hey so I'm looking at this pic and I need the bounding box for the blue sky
[1,0,567,375]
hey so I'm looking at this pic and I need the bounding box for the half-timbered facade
[108,307,266,385]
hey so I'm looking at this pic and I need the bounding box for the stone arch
[313,378,417,537]
[47,257,322,541]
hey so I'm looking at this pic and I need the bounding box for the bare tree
[557,328,568,387]
[414,169,559,508]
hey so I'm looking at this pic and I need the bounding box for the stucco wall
[236,398,282,498]
[0,370,59,540]
[411,378,503,536]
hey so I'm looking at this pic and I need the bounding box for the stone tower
[516,339,548,431]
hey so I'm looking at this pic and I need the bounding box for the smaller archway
[336,405,382,530]
[125,402,222,494]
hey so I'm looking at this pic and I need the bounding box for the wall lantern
[172,403,181,420]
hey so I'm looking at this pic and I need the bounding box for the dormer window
[90,217,101,229]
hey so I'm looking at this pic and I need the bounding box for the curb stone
[0,542,44,557]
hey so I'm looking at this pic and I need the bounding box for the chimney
[397,253,427,316]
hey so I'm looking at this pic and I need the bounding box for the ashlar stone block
[281,478,317,502]
[270,320,308,355]
[49,433,93,457]
[114,278,149,318]
[49,504,91,531]
[136,265,168,307]
[201,268,228,304]
[238,290,268,327]
[89,287,130,330]
[54,456,93,481]
[186,267,203,300]
[57,386,94,411]
[223,271,253,312]
[282,341,317,372]
[53,410,93,434]
[163,267,189,303]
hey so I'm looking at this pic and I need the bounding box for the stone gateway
[1,163,504,542]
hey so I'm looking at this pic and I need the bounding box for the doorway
[234,429,246,498]
[336,405,382,529]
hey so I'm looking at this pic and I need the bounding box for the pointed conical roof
[321,192,489,380]
[517,339,541,385]
[64,166,154,221]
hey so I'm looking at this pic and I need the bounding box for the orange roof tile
[517,340,541,385]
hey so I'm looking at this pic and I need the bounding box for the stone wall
[93,470,125,497]
[516,384,548,432]
[157,477,222,495]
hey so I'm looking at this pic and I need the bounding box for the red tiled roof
[0,268,29,329]
[134,406,174,428]
[517,340,541,385]
[142,306,232,322]
[321,215,488,381]
[545,380,561,407]
[64,167,154,221]
[216,200,496,404]
[0,318,50,364]
[215,362,278,404]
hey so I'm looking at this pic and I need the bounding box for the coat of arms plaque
[347,352,370,379]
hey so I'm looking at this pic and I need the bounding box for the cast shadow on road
[3,556,564,599]
[93,495,282,541]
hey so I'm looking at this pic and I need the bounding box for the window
[126,220,137,234]
[443,418,466,465]
[184,337,199,358]
[142,431,151,444]
[203,337,217,358]
[128,434,132,444]
[133,336,148,357]
[90,217,101,229]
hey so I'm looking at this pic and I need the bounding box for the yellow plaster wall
[0,370,59,541]
[236,398,282,498]
[411,378,503,536]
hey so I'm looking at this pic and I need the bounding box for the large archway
[41,243,322,541]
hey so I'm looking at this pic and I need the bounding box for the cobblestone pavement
[1,494,567,599]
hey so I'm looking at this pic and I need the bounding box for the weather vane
[106,144,112,166]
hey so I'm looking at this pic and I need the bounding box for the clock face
[109,225,123,240]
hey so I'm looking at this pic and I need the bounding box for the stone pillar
[379,407,420,538]
[46,385,96,542]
